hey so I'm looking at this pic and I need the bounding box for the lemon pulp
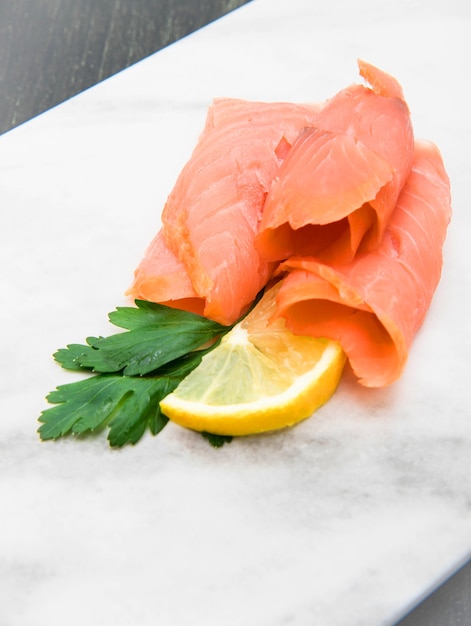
[160,281,346,436]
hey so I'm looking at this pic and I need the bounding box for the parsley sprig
[38,300,233,448]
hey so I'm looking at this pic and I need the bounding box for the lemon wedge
[160,282,346,436]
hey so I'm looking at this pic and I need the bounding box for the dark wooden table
[0,0,251,134]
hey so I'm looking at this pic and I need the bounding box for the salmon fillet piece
[255,60,415,265]
[274,140,452,387]
[127,230,205,316]
[158,98,321,325]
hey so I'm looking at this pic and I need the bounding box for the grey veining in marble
[0,1,470,625]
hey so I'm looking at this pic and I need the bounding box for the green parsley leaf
[201,432,233,448]
[53,340,101,371]
[54,300,229,376]
[38,374,166,446]
[39,347,211,447]
[39,299,258,448]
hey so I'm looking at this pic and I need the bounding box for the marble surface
[1,1,470,624]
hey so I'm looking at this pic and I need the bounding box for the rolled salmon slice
[127,230,206,315]
[256,60,415,265]
[158,98,321,325]
[274,140,452,387]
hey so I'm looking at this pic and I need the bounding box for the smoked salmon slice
[154,98,321,325]
[255,60,415,265]
[273,140,452,387]
[127,63,450,390]
[127,230,205,316]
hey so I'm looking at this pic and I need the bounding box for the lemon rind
[160,341,346,435]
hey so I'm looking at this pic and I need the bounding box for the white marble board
[1,1,470,625]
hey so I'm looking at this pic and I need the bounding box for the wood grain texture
[0,0,252,134]
[395,558,471,626]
